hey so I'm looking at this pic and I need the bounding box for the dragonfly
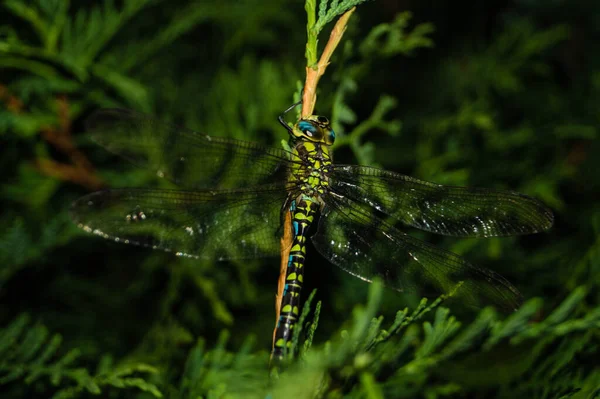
[70,103,553,364]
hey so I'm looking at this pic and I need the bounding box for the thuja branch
[302,5,356,117]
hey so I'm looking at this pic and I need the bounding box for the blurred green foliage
[1,0,599,398]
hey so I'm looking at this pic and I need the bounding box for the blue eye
[298,121,317,137]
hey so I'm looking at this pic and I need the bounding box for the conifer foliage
[1,0,598,398]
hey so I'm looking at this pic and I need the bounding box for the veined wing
[70,183,289,260]
[330,165,553,237]
[312,194,523,311]
[86,109,295,190]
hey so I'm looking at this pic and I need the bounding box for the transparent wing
[311,194,523,311]
[70,184,289,260]
[330,165,553,237]
[86,109,295,190]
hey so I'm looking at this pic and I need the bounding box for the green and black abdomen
[271,197,318,361]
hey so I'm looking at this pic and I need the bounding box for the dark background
[1,0,598,398]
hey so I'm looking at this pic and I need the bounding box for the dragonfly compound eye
[328,129,336,145]
[296,120,322,141]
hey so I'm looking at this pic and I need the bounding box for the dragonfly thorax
[289,140,332,201]
[292,115,335,145]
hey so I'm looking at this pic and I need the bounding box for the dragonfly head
[292,115,336,145]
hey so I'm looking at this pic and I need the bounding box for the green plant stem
[302,7,355,117]
[305,0,318,67]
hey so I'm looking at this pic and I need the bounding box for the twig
[39,96,104,190]
[36,159,102,189]
[2,88,104,190]
[302,7,356,117]
[41,97,98,176]
[0,84,24,113]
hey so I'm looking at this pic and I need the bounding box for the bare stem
[302,7,356,117]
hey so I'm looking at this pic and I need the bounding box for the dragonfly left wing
[311,194,523,311]
[330,165,553,237]
[70,184,288,260]
[85,109,293,190]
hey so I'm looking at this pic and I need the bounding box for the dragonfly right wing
[70,183,289,260]
[86,109,294,190]
[311,193,523,311]
[330,165,553,237]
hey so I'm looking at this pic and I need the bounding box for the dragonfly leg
[278,100,302,134]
